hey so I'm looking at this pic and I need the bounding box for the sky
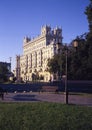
[0,0,89,70]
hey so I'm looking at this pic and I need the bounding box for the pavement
[0,92,92,106]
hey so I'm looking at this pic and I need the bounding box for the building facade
[16,25,62,82]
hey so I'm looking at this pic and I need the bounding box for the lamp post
[73,40,78,49]
[62,46,68,104]
[65,49,68,104]
[64,40,78,104]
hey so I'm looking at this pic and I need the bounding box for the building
[16,25,62,82]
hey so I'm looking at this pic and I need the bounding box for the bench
[41,86,58,93]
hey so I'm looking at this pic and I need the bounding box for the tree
[47,0,92,80]
[84,0,92,79]
[68,37,87,80]
[47,54,60,74]
[0,64,8,75]
[0,63,9,82]
[47,45,68,80]
[85,0,92,36]
[47,53,62,80]
[67,0,92,80]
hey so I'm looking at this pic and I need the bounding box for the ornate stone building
[16,25,62,82]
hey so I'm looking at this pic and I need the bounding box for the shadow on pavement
[13,94,40,101]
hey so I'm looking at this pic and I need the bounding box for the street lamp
[73,40,78,48]
[64,40,78,105]
[73,40,79,50]
[64,49,68,104]
[62,46,68,104]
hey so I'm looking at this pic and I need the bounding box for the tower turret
[41,25,51,35]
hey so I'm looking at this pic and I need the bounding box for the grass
[0,102,92,130]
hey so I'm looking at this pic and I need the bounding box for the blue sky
[0,0,89,70]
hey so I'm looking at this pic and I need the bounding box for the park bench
[41,86,58,93]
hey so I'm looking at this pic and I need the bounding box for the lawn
[0,102,92,130]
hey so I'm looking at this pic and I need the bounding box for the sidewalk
[0,92,92,106]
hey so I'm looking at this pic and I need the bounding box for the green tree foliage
[68,37,87,79]
[0,63,9,82]
[47,0,92,80]
[47,45,68,79]
[69,0,92,80]
[47,54,60,74]
[47,35,92,80]
[0,64,8,75]
[85,0,92,35]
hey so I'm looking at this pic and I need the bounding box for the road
[0,92,92,107]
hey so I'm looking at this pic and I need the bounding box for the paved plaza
[0,92,92,106]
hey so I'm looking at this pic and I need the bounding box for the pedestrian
[0,87,4,100]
